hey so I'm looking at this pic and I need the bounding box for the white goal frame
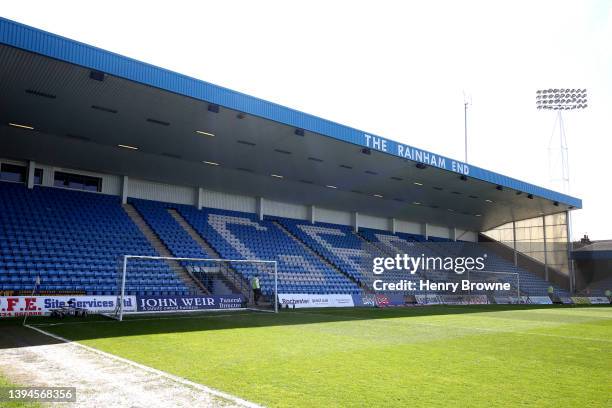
[114,255,278,321]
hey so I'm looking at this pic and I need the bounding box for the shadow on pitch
[0,304,606,349]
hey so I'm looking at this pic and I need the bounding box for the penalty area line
[24,324,263,408]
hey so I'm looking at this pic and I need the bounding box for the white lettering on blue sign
[364,134,388,152]
[452,161,469,175]
[363,133,469,175]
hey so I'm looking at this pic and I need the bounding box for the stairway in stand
[167,209,253,302]
[122,203,208,296]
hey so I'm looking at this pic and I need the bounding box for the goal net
[463,270,519,296]
[110,255,278,321]
[417,270,520,304]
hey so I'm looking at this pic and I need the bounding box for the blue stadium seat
[0,182,190,296]
[0,181,568,298]
[129,199,361,296]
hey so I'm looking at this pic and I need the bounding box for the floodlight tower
[463,91,471,163]
[536,88,588,194]
[536,89,587,293]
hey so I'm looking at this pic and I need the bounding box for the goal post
[112,255,278,321]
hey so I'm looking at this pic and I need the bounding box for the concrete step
[272,220,368,291]
[122,203,208,295]
[354,231,396,257]
[167,209,253,301]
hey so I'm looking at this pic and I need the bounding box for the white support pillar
[121,175,129,204]
[566,210,575,294]
[352,212,359,232]
[197,187,203,210]
[256,197,264,221]
[389,218,396,234]
[542,215,549,281]
[450,227,458,242]
[308,205,316,224]
[27,160,36,189]
[512,221,518,267]
[422,223,428,240]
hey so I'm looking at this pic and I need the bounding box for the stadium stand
[130,198,209,260]
[439,240,569,296]
[582,276,612,296]
[177,207,362,297]
[129,198,242,296]
[275,220,485,295]
[358,227,436,290]
[0,17,585,310]
[275,218,379,288]
[0,180,571,299]
[360,227,568,296]
[0,182,190,296]
[124,199,361,297]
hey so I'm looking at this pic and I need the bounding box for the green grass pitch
[0,374,41,408]
[24,305,612,407]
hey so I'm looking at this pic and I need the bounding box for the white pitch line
[25,324,264,408]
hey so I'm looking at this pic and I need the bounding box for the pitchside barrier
[521,296,553,305]
[1,293,608,318]
[278,293,489,308]
[571,297,592,304]
[570,296,612,305]
[0,294,247,318]
[588,297,611,304]
[277,293,355,308]
[493,296,522,304]
[0,295,136,318]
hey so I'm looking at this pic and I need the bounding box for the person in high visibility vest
[251,274,261,305]
[547,286,554,295]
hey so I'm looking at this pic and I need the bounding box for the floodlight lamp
[536,88,588,110]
